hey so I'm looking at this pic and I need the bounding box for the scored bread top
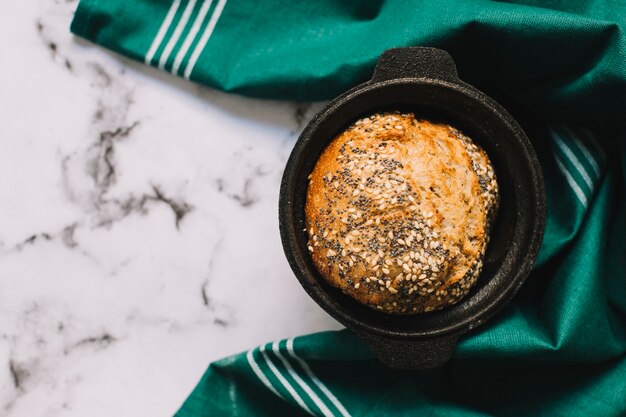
[305,112,498,314]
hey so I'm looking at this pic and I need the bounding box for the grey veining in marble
[0,1,341,415]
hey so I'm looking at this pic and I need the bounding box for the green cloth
[70,0,626,416]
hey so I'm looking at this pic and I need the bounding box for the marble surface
[0,1,342,415]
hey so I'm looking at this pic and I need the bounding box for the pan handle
[371,47,459,83]
[358,331,458,369]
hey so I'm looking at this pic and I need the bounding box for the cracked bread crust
[305,112,498,314]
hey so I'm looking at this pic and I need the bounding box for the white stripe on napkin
[144,0,182,65]
[183,0,228,79]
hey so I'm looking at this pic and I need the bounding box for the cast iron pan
[279,47,545,369]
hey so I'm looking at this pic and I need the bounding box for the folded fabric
[71,0,626,416]
[71,0,626,125]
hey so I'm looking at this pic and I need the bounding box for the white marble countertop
[0,1,341,415]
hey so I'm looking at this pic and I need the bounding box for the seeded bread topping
[305,112,498,314]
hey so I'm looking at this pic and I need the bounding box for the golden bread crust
[305,113,498,314]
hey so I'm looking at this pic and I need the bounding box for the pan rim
[279,76,545,340]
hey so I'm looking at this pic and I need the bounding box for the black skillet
[279,47,545,369]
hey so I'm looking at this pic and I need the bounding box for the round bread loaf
[305,112,498,314]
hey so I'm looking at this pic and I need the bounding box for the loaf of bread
[305,112,498,314]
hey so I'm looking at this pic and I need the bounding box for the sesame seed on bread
[305,112,498,314]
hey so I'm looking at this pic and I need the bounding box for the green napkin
[71,0,626,416]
